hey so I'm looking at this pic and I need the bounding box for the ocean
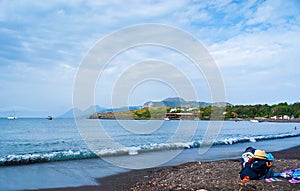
[0,118,299,190]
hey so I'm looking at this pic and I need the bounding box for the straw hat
[253,150,267,160]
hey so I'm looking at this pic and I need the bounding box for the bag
[240,147,274,181]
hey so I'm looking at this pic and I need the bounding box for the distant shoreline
[264,119,300,123]
[2,117,299,123]
[91,117,300,123]
[230,118,300,123]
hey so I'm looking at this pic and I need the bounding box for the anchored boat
[7,116,17,120]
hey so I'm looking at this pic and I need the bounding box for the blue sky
[0,0,299,117]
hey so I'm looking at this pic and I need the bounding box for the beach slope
[32,146,300,191]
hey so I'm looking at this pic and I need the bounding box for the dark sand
[30,146,300,191]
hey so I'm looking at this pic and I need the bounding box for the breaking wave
[1,132,299,166]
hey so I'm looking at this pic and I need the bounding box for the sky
[0,0,299,117]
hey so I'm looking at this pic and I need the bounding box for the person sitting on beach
[240,147,274,182]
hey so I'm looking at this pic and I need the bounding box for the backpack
[240,147,274,181]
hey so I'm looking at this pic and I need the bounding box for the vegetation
[90,106,168,120]
[90,102,300,121]
[224,102,300,119]
[133,107,167,119]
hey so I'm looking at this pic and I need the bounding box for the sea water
[1,118,299,165]
[0,118,299,190]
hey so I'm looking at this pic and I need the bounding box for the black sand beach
[29,146,300,191]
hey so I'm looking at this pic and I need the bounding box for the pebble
[132,159,300,191]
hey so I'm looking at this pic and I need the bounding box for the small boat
[128,149,138,155]
[164,117,170,121]
[7,116,17,120]
[47,116,53,120]
[250,119,259,123]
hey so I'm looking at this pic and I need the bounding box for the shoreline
[30,146,300,191]
[90,117,300,123]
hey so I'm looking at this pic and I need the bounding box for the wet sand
[30,146,300,191]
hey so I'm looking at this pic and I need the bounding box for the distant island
[89,97,300,122]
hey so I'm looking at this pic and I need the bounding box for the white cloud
[246,0,300,27]
[0,0,299,114]
[208,24,300,104]
[210,27,300,68]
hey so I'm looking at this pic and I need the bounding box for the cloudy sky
[0,0,299,117]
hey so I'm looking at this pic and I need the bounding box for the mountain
[59,106,108,118]
[59,97,231,118]
[104,106,143,113]
[59,105,142,118]
[143,97,202,108]
[143,97,231,108]
[59,108,82,118]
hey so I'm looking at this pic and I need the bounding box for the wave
[1,132,299,166]
[214,132,300,146]
[0,150,97,166]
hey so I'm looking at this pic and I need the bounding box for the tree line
[217,102,300,119]
[91,102,300,120]
[134,102,300,120]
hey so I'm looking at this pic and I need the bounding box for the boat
[7,116,17,120]
[250,119,259,123]
[164,117,170,121]
[128,149,138,155]
[47,116,53,120]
